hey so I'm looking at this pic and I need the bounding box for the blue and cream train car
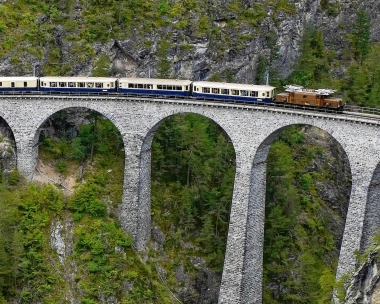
[192,81,276,103]
[0,76,38,91]
[39,77,117,93]
[118,78,192,97]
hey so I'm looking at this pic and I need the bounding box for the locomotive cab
[276,85,344,109]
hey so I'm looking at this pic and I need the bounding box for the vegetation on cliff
[0,2,374,303]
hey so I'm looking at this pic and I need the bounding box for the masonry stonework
[1,95,380,304]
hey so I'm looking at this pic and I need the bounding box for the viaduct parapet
[1,95,380,303]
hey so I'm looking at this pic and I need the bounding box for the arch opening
[247,124,352,303]
[149,112,236,303]
[33,107,126,194]
[361,162,380,251]
[20,106,181,302]
[0,116,17,180]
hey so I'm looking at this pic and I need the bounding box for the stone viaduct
[1,94,380,303]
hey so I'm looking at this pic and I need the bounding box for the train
[0,76,344,109]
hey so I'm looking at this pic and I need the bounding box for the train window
[231,90,239,96]
[78,82,85,88]
[202,87,210,93]
[267,92,270,97]
[11,82,15,88]
[59,82,67,87]
[262,93,265,97]
[24,82,27,87]
[111,82,114,87]
[176,86,182,90]
[137,84,143,88]
[241,90,248,96]
[107,84,110,87]
[167,85,173,90]
[212,88,219,94]
[186,86,189,90]
[157,85,163,90]
[221,89,229,94]
[0,82,2,87]
[95,83,103,88]
[87,83,94,88]
[250,91,258,97]
[50,82,57,87]
[128,83,134,88]
[68,82,75,87]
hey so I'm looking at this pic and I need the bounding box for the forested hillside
[0,0,380,303]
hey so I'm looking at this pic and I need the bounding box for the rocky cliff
[0,1,377,83]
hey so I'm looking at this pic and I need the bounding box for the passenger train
[0,76,344,109]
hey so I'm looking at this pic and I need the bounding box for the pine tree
[351,10,370,64]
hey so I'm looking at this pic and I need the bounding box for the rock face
[0,1,378,83]
[346,250,380,304]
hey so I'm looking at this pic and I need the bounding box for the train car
[118,78,192,97]
[191,81,276,103]
[39,76,117,93]
[0,76,38,92]
[276,85,344,109]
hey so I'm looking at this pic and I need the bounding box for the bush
[56,161,68,174]
[8,169,20,185]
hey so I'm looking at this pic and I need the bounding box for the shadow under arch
[0,115,17,176]
[31,106,126,190]
[31,106,127,160]
[139,111,237,301]
[361,162,380,252]
[241,123,351,303]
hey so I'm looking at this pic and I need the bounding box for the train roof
[284,84,337,96]
[0,76,38,81]
[192,81,276,90]
[40,76,117,82]
[118,78,192,85]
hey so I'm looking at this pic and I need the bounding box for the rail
[1,91,380,121]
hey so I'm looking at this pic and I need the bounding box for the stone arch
[239,123,351,303]
[128,109,237,250]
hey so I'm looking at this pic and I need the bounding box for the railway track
[1,91,380,123]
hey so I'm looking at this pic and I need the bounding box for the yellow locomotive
[276,85,344,109]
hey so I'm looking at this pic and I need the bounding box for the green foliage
[41,138,70,159]
[344,44,380,106]
[157,39,171,78]
[320,0,340,16]
[91,54,111,77]
[334,272,352,303]
[56,161,68,174]
[8,169,20,185]
[151,113,235,272]
[350,10,370,64]
[288,27,334,88]
[0,183,65,302]
[263,126,342,303]
[69,183,106,217]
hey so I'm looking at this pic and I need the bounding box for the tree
[288,27,331,87]
[351,10,370,64]
[92,54,111,77]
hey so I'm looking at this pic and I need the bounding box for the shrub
[8,169,20,185]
